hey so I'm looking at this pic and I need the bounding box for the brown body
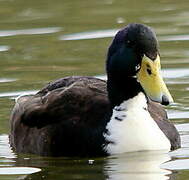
[9,76,180,156]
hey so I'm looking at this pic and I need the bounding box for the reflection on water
[0,27,62,37]
[161,159,189,170]
[168,111,189,119]
[159,34,189,41]
[163,69,189,79]
[0,149,185,180]
[0,90,37,98]
[105,152,171,180]
[60,29,118,41]
[0,121,189,179]
[0,46,10,52]
[0,167,41,175]
[0,135,41,176]
[0,78,17,83]
[0,148,172,180]
[60,29,189,42]
[0,135,15,159]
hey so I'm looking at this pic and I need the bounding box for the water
[0,0,189,179]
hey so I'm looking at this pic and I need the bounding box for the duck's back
[9,76,110,157]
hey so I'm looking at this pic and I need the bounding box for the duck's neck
[107,74,145,108]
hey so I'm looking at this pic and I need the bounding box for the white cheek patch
[103,92,171,155]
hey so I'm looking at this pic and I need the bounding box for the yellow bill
[137,55,173,105]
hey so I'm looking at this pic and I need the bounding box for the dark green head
[106,23,173,107]
[106,23,158,77]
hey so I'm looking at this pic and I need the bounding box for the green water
[0,0,189,179]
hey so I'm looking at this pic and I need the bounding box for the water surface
[0,0,189,179]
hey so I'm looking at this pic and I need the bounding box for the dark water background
[0,0,189,179]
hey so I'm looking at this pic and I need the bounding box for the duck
[9,23,181,157]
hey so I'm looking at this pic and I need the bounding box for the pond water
[0,0,189,179]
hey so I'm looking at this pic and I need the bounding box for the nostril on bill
[162,95,169,105]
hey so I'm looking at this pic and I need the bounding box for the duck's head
[106,23,173,106]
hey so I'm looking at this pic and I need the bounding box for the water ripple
[60,29,118,40]
[0,27,62,37]
[0,46,10,52]
[168,111,189,119]
[159,34,189,41]
[163,69,189,78]
[0,167,41,175]
[0,135,15,159]
[161,159,189,170]
[0,90,38,98]
[0,78,17,83]
[60,29,189,41]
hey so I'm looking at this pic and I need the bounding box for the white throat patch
[103,92,171,155]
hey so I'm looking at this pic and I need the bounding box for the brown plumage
[10,77,110,156]
[10,76,180,156]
